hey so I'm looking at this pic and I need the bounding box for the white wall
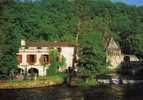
[18,46,75,76]
[107,54,139,70]
[18,65,46,76]
[61,47,74,69]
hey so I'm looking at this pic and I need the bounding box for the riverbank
[0,76,64,89]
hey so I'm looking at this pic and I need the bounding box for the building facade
[17,40,75,76]
[105,38,139,70]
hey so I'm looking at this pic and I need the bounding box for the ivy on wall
[59,55,66,68]
[47,49,66,75]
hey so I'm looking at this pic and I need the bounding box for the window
[44,55,50,64]
[56,55,61,63]
[37,47,41,49]
[27,55,36,65]
[40,55,50,64]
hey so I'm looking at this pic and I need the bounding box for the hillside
[0,0,143,74]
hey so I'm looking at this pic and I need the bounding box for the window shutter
[27,55,30,64]
[47,55,50,64]
[18,54,22,64]
[56,56,60,63]
[34,55,36,63]
[40,55,50,65]
[39,55,44,64]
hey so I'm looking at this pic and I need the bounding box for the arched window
[28,68,39,76]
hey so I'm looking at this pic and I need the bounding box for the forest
[0,0,143,76]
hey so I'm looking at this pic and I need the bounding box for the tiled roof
[26,41,75,47]
[106,38,121,50]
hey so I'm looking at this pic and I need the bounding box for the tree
[0,2,19,74]
[128,34,143,54]
[77,32,107,77]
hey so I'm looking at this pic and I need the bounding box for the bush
[85,78,97,86]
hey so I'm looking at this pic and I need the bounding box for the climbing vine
[47,49,66,75]
[59,55,66,68]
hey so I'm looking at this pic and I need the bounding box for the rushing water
[0,84,143,100]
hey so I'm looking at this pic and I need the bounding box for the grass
[7,72,66,84]
[8,80,32,84]
[47,75,62,81]
[73,77,97,87]
[47,73,66,83]
[0,74,65,89]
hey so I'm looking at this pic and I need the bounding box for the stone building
[105,37,139,70]
[105,37,123,69]
[17,40,75,76]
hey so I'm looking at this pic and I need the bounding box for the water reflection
[123,84,143,100]
[0,84,143,100]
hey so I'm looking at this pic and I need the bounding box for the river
[0,84,143,100]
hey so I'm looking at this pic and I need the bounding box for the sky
[16,0,143,6]
[112,0,143,6]
[16,0,40,2]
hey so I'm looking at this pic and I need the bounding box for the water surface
[0,84,143,100]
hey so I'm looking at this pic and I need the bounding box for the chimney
[21,39,26,47]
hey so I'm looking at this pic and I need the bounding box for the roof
[26,41,75,47]
[106,38,121,50]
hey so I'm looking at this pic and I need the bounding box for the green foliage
[47,49,66,75]
[73,77,97,87]
[128,34,143,53]
[78,33,107,77]
[0,7,20,74]
[59,55,66,67]
[47,74,64,81]
[47,49,59,75]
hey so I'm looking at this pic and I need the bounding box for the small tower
[21,39,26,46]
[21,39,26,51]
